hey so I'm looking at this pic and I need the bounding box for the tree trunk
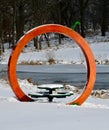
[44,34,50,48]
[11,0,17,47]
[101,21,106,36]
[58,1,62,44]
[0,13,4,54]
[80,13,85,38]
[32,0,39,49]
[16,1,25,42]
[34,38,38,49]
[101,1,108,36]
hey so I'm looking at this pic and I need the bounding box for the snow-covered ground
[0,34,109,130]
[0,78,109,130]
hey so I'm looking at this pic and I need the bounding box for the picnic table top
[37,84,64,90]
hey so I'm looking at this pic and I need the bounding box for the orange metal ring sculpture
[8,24,96,105]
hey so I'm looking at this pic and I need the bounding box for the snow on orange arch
[8,24,96,105]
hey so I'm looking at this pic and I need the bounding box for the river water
[0,64,109,90]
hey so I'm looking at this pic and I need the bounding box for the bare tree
[100,0,109,36]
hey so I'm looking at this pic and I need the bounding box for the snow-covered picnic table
[28,84,73,102]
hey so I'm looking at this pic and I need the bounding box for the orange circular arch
[8,24,96,105]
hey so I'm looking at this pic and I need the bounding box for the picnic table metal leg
[48,89,53,102]
[48,96,53,102]
[49,89,52,94]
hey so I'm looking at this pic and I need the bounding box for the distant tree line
[0,0,109,53]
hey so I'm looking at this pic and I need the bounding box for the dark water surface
[0,64,109,89]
